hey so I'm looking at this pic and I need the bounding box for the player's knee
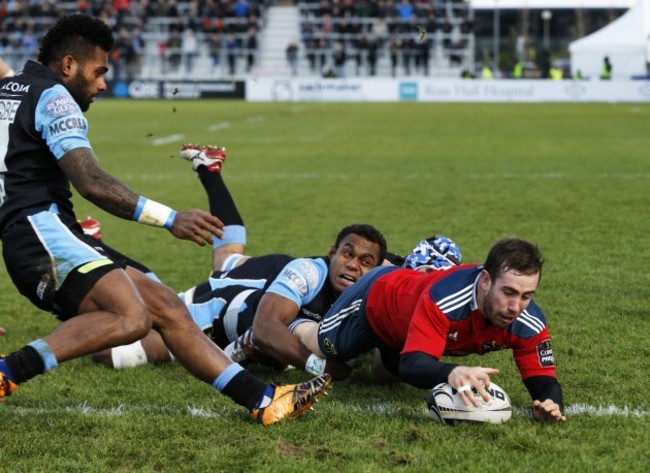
[116,303,153,343]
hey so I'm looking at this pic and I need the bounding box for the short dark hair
[38,14,114,66]
[484,238,543,282]
[334,224,387,265]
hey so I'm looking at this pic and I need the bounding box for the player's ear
[479,269,491,292]
[59,55,77,78]
[327,246,337,258]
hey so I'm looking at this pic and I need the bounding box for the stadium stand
[0,0,472,78]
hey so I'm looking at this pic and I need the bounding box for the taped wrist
[305,353,326,376]
[133,196,176,229]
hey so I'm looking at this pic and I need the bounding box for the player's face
[479,268,539,329]
[65,48,109,112]
[327,234,382,293]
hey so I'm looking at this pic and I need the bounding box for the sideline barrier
[104,80,246,99]
[245,78,650,103]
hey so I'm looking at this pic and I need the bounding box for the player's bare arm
[58,148,224,245]
[448,365,500,407]
[252,293,351,380]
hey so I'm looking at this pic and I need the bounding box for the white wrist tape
[1,69,15,78]
[305,353,326,376]
[133,196,176,229]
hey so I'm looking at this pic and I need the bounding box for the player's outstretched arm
[252,293,351,380]
[532,399,566,423]
[59,148,223,245]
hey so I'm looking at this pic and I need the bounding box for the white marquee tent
[568,0,650,78]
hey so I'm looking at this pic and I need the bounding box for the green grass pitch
[1,100,649,471]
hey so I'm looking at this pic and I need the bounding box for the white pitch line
[151,134,185,146]
[207,122,231,132]
[246,115,265,123]
[5,402,650,418]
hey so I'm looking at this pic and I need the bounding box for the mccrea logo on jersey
[48,116,88,137]
[280,267,309,298]
[536,340,555,367]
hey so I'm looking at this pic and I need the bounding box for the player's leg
[179,144,247,272]
[0,213,154,393]
[124,268,332,425]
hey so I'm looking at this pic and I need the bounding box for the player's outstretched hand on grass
[169,209,224,246]
[532,399,566,423]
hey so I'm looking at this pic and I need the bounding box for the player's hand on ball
[532,399,566,423]
[169,209,224,246]
[448,366,500,407]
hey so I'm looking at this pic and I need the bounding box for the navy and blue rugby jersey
[0,61,92,232]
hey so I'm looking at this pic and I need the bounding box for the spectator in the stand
[112,27,137,81]
[181,27,199,74]
[234,0,250,18]
[321,13,334,35]
[372,16,388,39]
[165,0,181,17]
[318,0,332,18]
[129,27,145,79]
[418,38,430,76]
[166,26,182,72]
[332,40,346,78]
[402,36,415,76]
[286,40,299,76]
[317,38,328,72]
[209,32,222,74]
[306,39,317,73]
[226,33,238,75]
[353,35,367,76]
[244,26,257,73]
[389,35,400,77]
[396,0,414,21]
[367,36,378,76]
[425,11,439,34]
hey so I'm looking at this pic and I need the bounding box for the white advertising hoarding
[246,78,650,103]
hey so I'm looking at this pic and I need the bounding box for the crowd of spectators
[0,0,473,78]
[0,0,268,78]
[297,0,474,77]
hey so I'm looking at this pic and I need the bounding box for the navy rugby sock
[212,363,267,411]
[198,167,243,226]
[2,345,45,384]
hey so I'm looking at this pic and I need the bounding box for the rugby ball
[427,382,512,425]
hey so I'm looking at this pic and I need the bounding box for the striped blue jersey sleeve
[35,85,92,159]
[266,258,328,307]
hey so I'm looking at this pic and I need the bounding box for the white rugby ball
[427,381,513,425]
